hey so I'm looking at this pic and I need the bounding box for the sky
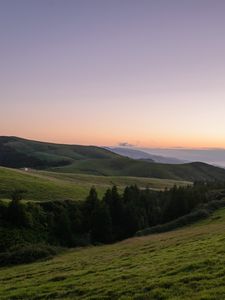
[1,0,225,148]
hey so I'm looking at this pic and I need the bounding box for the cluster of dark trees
[81,182,218,243]
[1,181,225,252]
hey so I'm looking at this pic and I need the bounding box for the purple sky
[1,0,225,147]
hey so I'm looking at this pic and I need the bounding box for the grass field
[1,208,225,299]
[0,167,191,201]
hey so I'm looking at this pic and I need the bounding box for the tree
[103,186,125,240]
[11,189,26,201]
[55,208,73,246]
[7,189,31,227]
[83,187,100,232]
[84,187,99,212]
[91,203,112,244]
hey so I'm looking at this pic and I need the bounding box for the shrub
[0,244,59,267]
[136,199,225,236]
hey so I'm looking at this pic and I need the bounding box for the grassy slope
[1,208,225,299]
[2,136,225,181]
[0,136,121,172]
[0,167,190,201]
[50,159,225,181]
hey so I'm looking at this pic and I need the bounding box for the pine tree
[91,203,112,244]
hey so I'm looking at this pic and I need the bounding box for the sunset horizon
[1,133,225,150]
[1,0,225,150]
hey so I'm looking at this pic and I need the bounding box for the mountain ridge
[108,147,187,164]
[1,136,225,182]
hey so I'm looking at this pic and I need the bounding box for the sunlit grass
[1,209,225,299]
[0,167,190,201]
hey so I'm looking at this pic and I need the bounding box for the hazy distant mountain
[111,146,225,168]
[109,147,187,164]
[140,148,225,168]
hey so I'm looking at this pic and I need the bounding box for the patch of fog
[139,148,225,168]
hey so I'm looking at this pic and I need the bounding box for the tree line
[1,181,224,251]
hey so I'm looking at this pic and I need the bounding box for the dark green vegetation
[2,206,225,299]
[136,197,225,236]
[1,136,225,181]
[0,167,190,201]
[0,244,59,267]
[1,181,224,267]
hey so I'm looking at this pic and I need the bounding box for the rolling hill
[0,136,119,169]
[1,136,225,181]
[1,206,225,299]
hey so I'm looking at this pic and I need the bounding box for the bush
[0,244,59,267]
[0,227,48,252]
[136,199,225,236]
[7,198,32,227]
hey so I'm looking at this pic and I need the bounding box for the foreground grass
[1,209,225,299]
[0,167,190,201]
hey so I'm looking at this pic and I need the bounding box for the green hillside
[0,136,119,169]
[51,159,225,181]
[1,136,225,181]
[1,207,225,299]
[0,167,190,201]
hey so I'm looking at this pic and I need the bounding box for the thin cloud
[118,142,135,147]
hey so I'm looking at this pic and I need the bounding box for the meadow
[1,208,225,299]
[0,167,190,201]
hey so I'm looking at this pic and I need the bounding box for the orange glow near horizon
[1,127,225,149]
